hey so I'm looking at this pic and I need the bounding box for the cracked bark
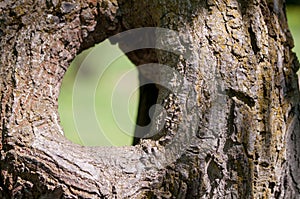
[0,0,300,198]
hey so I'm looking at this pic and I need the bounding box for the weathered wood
[0,0,299,198]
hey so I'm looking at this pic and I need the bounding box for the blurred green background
[58,40,139,146]
[287,5,300,65]
[58,5,300,147]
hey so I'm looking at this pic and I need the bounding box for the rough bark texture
[0,0,300,198]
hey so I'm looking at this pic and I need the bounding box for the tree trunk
[0,0,300,198]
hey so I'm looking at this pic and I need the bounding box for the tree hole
[58,39,140,146]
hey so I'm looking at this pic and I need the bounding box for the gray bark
[0,0,300,198]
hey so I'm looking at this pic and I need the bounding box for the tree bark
[0,0,300,198]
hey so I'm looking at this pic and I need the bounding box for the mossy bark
[0,0,299,198]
